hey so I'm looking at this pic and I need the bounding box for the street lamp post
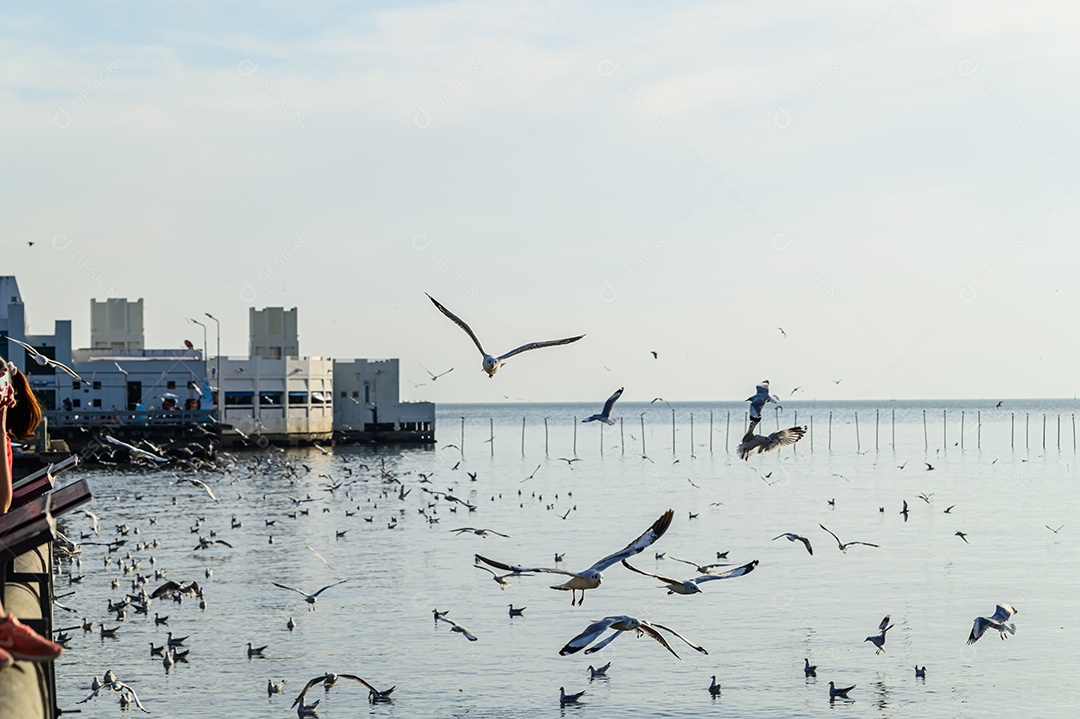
[187,318,208,383]
[205,313,221,422]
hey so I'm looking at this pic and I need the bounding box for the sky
[3,1,1078,404]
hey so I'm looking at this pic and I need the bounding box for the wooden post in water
[573,417,577,456]
[460,416,465,455]
[1025,413,1029,450]
[1057,414,1061,451]
[671,409,676,457]
[521,416,526,457]
[794,410,799,453]
[1010,413,1014,450]
[809,415,814,452]
[828,412,832,451]
[600,422,604,456]
[923,410,928,451]
[875,409,879,451]
[725,411,730,452]
[943,409,947,450]
[977,411,981,449]
[640,413,646,457]
[855,412,860,452]
[892,409,895,449]
[489,418,494,457]
[544,417,549,456]
[1073,413,1076,452]
[960,411,965,450]
[709,411,713,453]
[1042,414,1046,450]
[689,413,695,458]
[620,417,625,456]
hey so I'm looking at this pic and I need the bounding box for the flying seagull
[559,615,707,659]
[620,559,758,595]
[772,532,813,555]
[5,337,86,382]
[421,364,454,382]
[271,579,349,610]
[426,293,584,377]
[451,527,509,538]
[292,673,395,706]
[582,387,623,426]
[746,381,781,420]
[865,615,894,654]
[435,612,478,641]
[968,604,1018,644]
[104,435,169,464]
[737,417,807,460]
[819,524,878,552]
[77,681,149,713]
[475,509,674,605]
[473,564,534,590]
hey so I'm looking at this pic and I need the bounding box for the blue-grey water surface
[53,400,1080,717]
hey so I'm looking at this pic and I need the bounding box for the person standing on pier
[0,359,43,514]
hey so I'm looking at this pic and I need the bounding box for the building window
[351,391,358,398]
[187,380,197,389]
[364,385,370,403]
[92,381,102,390]
[288,391,308,405]
[224,391,254,406]
[72,381,81,390]
[92,398,102,408]
[72,399,81,408]
[259,391,283,406]
[340,391,347,398]
[311,392,328,404]
[266,346,282,360]
[167,380,176,390]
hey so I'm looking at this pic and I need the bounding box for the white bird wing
[496,335,585,361]
[427,294,487,356]
[620,559,685,587]
[78,509,100,534]
[759,426,807,453]
[990,604,1016,622]
[600,387,624,417]
[272,581,311,598]
[292,675,332,708]
[968,616,994,644]
[692,559,759,583]
[819,524,843,549]
[586,509,675,573]
[339,674,388,695]
[187,479,217,501]
[474,554,576,577]
[635,623,684,658]
[648,621,708,655]
[559,616,624,655]
[116,682,150,714]
[105,435,168,463]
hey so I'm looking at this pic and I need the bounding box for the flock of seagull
[45,296,1026,715]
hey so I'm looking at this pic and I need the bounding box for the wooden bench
[10,455,79,510]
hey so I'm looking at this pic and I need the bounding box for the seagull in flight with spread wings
[475,509,673,605]
[620,559,758,595]
[5,337,86,382]
[819,524,879,552]
[772,532,813,555]
[272,579,349,610]
[559,615,707,659]
[737,418,806,460]
[426,293,584,377]
[292,673,395,706]
[968,604,1018,644]
[582,387,623,426]
[421,364,454,382]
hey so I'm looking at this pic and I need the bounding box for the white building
[0,276,75,411]
[69,347,207,412]
[333,358,434,441]
[90,298,144,351]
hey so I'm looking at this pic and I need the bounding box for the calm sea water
[52,400,1080,717]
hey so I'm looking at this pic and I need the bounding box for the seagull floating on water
[559,614,707,659]
[968,604,1018,644]
[560,687,586,704]
[582,387,623,426]
[829,681,855,699]
[426,293,584,377]
[708,675,722,696]
[587,662,610,677]
[804,658,817,677]
[475,509,673,605]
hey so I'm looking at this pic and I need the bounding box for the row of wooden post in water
[451,410,1080,457]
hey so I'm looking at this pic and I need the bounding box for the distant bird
[475,509,673,605]
[918,492,933,504]
[968,604,1018,644]
[292,673,395,706]
[105,435,168,464]
[246,642,267,657]
[77,680,149,713]
[1046,524,1064,534]
[271,579,349,610]
[621,559,758,595]
[474,564,534,590]
[944,505,955,514]
[829,681,855,699]
[819,524,878,552]
[5,337,86,382]
[193,537,233,551]
[435,613,478,641]
[915,665,927,678]
[777,327,786,339]
[746,381,781,420]
[804,658,817,677]
[452,527,510,538]
[287,617,297,631]
[582,387,624,426]
[560,687,586,704]
[737,418,806,460]
[901,500,909,519]
[996,401,1003,408]
[268,679,287,696]
[955,531,969,543]
[426,293,584,377]
[559,615,707,659]
[772,533,813,556]
[587,662,610,678]
[865,616,894,654]
[709,675,722,695]
[831,379,843,385]
[650,351,658,359]
[508,604,526,617]
[421,364,454,382]
[925,462,935,471]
